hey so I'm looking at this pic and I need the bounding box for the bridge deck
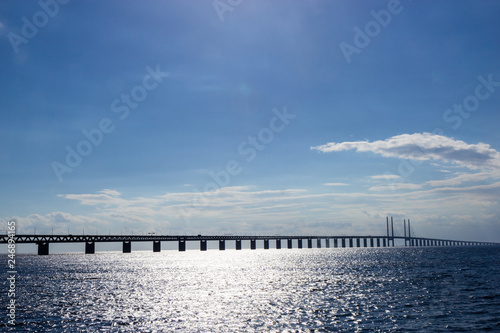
[1,234,497,245]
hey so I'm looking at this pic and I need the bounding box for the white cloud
[311,133,500,170]
[0,212,108,234]
[371,174,401,180]
[425,170,500,187]
[369,183,422,191]
[4,182,500,241]
[59,189,126,207]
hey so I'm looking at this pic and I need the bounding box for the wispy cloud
[323,183,349,186]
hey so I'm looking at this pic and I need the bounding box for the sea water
[1,246,499,332]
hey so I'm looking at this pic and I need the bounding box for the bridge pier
[356,238,360,247]
[308,239,313,249]
[264,239,269,249]
[317,239,322,248]
[153,241,161,252]
[377,238,380,247]
[364,238,367,247]
[37,242,49,255]
[236,240,242,250]
[276,239,281,249]
[123,241,131,253]
[200,240,207,251]
[349,238,353,248]
[251,239,256,250]
[287,239,293,249]
[370,238,374,247]
[298,239,303,249]
[326,239,330,248]
[383,238,386,247]
[342,238,346,248]
[219,240,225,250]
[85,241,95,254]
[334,238,338,248]
[178,240,186,251]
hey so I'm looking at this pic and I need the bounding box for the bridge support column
[236,240,242,250]
[377,238,380,247]
[341,238,346,248]
[178,240,186,251]
[200,240,207,251]
[264,239,269,249]
[153,241,161,252]
[383,238,386,247]
[123,241,131,253]
[37,242,49,255]
[298,239,303,249]
[85,241,95,254]
[348,238,353,247]
[219,240,225,250]
[251,239,256,250]
[364,238,367,247]
[287,239,293,249]
[326,239,330,248]
[334,238,338,248]
[317,239,322,248]
[357,238,360,247]
[276,239,281,249]
[370,238,374,247]
[308,239,313,249]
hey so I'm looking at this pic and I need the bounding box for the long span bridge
[1,217,498,255]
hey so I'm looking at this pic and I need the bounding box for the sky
[1,0,500,247]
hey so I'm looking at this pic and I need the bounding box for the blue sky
[1,0,500,244]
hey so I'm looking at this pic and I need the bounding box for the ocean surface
[1,246,500,332]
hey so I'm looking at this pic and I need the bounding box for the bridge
[1,217,498,255]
